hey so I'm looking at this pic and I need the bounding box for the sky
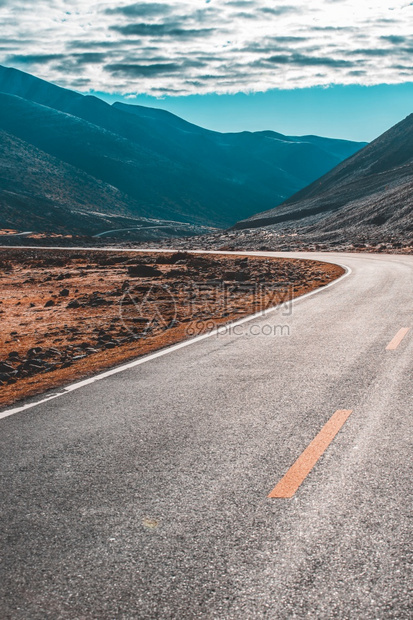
[1,0,412,141]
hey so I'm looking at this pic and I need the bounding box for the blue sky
[96,82,413,142]
[1,0,412,141]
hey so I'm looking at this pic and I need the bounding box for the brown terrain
[0,249,343,408]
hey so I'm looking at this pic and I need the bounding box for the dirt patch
[0,249,344,408]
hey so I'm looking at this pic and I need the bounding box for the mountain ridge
[234,113,413,240]
[0,64,366,234]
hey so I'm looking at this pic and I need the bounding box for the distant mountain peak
[0,64,366,236]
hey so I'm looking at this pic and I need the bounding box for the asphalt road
[1,251,412,619]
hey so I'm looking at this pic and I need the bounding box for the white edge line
[0,254,351,421]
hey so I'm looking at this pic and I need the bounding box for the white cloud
[0,0,412,95]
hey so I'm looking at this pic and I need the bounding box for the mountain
[234,114,413,241]
[0,65,365,235]
[0,128,194,236]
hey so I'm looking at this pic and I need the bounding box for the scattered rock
[28,362,44,371]
[165,269,185,278]
[170,252,190,263]
[45,348,61,356]
[128,264,162,277]
[88,295,111,307]
[223,270,250,281]
[78,342,92,350]
[0,362,15,373]
[28,347,43,357]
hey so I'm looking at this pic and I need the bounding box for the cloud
[110,23,214,39]
[225,1,255,6]
[351,48,398,56]
[265,54,355,68]
[106,62,183,77]
[7,53,66,64]
[381,34,412,44]
[74,53,107,64]
[105,3,175,17]
[105,59,205,77]
[261,6,299,15]
[0,0,412,96]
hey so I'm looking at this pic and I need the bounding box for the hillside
[0,127,218,239]
[0,65,365,234]
[0,128,190,236]
[234,114,413,242]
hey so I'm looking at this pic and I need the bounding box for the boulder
[127,265,162,277]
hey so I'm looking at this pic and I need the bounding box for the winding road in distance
[1,251,412,619]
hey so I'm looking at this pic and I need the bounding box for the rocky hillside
[234,114,413,243]
[0,128,160,235]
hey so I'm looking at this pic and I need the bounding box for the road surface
[1,251,412,619]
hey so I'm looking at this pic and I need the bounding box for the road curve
[1,252,412,619]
